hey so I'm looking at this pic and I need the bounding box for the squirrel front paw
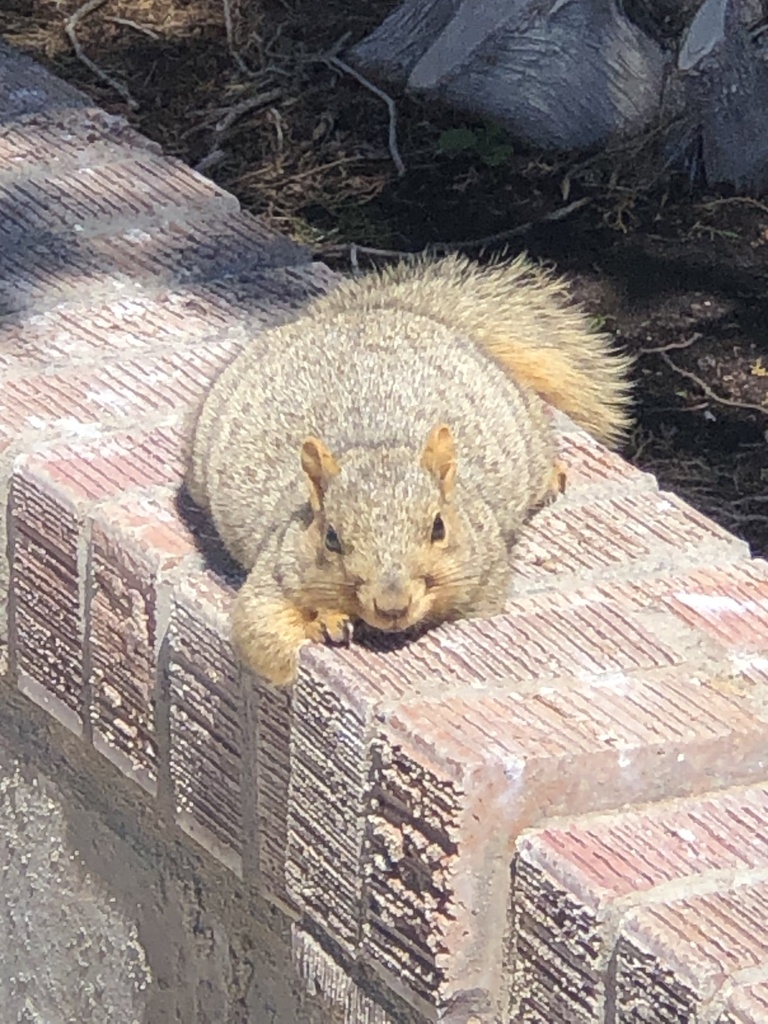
[232,581,354,685]
[231,588,307,686]
[232,617,300,686]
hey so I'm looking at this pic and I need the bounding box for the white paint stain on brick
[673,591,762,614]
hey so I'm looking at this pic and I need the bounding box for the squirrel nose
[373,597,412,623]
[372,574,413,623]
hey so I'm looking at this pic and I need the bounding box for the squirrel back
[187,254,632,684]
[305,253,632,447]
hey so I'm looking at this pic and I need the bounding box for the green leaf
[437,127,478,154]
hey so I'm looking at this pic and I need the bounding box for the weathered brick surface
[164,571,244,874]
[7,467,86,726]
[2,42,768,1024]
[5,428,187,714]
[615,880,768,1022]
[723,981,768,1024]
[291,925,396,1024]
[286,660,374,957]
[510,783,768,1023]
[87,493,197,789]
[85,209,311,278]
[0,262,335,371]
[511,488,748,593]
[0,154,237,241]
[0,232,136,315]
[0,340,239,444]
[0,107,162,180]
[252,671,294,902]
[553,427,659,496]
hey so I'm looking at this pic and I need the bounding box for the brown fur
[187,254,632,684]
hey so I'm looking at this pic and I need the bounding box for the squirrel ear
[301,436,341,511]
[420,423,456,498]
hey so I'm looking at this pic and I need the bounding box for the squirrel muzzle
[357,573,430,632]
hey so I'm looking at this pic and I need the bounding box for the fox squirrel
[186,254,632,685]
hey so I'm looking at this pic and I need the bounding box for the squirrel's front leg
[231,569,351,686]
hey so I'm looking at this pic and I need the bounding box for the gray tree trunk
[348,0,768,190]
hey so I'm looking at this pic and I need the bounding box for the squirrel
[186,253,632,686]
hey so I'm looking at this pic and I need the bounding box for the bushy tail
[311,253,633,448]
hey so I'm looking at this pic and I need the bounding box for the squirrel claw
[545,460,567,504]
[305,609,353,646]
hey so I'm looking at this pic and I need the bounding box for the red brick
[362,668,768,1016]
[253,673,293,902]
[87,492,198,789]
[555,428,658,497]
[512,488,748,592]
[510,783,768,1023]
[164,570,244,871]
[20,425,187,498]
[0,107,161,179]
[165,569,296,892]
[0,262,334,370]
[724,981,768,1024]
[85,208,310,278]
[663,567,768,653]
[0,340,238,442]
[616,880,768,1022]
[286,663,371,957]
[6,429,187,712]
[0,155,237,240]
[279,557,768,1014]
[0,290,246,369]
[298,592,681,700]
[7,466,86,716]
[0,232,133,314]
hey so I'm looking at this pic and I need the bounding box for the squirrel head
[300,423,475,633]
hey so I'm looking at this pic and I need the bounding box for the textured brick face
[0,341,240,443]
[616,881,768,1022]
[0,155,237,240]
[5,431,189,725]
[363,733,463,1009]
[286,668,372,956]
[510,783,768,1023]
[7,470,85,720]
[165,576,243,866]
[0,107,161,178]
[3,77,768,1024]
[87,495,197,787]
[511,488,748,592]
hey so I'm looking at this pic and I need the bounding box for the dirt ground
[3,0,768,556]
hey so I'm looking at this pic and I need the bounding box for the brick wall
[2,40,768,1024]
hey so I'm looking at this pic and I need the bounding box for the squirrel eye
[431,513,446,543]
[325,526,342,554]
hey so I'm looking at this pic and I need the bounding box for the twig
[105,16,159,39]
[323,198,595,265]
[221,0,250,74]
[661,352,768,415]
[215,90,283,135]
[324,55,405,177]
[194,149,226,174]
[64,0,139,110]
[639,333,702,356]
[700,196,768,217]
[434,197,592,251]
[195,90,283,174]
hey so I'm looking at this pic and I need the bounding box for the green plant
[437,124,514,167]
